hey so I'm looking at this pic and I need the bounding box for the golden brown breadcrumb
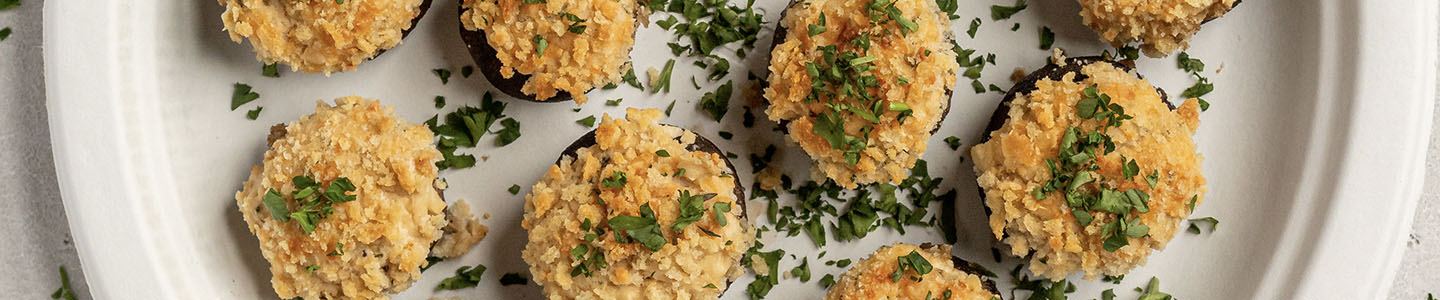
[460,0,639,103]
[235,97,447,300]
[764,0,959,188]
[523,108,753,299]
[431,200,490,259]
[970,61,1206,280]
[1077,0,1236,57]
[826,243,997,300]
[219,0,425,74]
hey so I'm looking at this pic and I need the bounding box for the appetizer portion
[235,97,478,299]
[971,54,1207,280]
[459,0,639,103]
[219,0,432,74]
[764,0,959,188]
[523,108,752,298]
[826,243,999,300]
[1077,0,1237,57]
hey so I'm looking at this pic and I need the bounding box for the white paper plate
[44,0,1436,299]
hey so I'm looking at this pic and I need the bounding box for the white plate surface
[44,0,1436,299]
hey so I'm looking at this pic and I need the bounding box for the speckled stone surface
[0,2,1433,299]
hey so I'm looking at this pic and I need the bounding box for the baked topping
[765,0,959,188]
[1077,0,1236,57]
[826,243,997,300]
[522,108,752,298]
[235,97,447,299]
[219,0,425,74]
[461,0,639,103]
[970,61,1206,280]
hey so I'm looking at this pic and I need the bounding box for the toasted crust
[1077,0,1236,57]
[826,243,998,300]
[219,0,429,74]
[522,108,754,299]
[235,97,447,299]
[970,58,1206,280]
[764,0,959,188]
[460,0,638,104]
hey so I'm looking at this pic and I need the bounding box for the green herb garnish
[698,80,733,121]
[433,68,452,85]
[1038,26,1054,50]
[230,83,260,110]
[50,266,76,300]
[508,184,521,195]
[576,115,596,127]
[245,107,263,120]
[495,118,521,146]
[262,63,280,78]
[608,203,665,251]
[601,171,627,189]
[990,0,1027,20]
[1186,217,1219,234]
[436,264,486,290]
[891,250,933,282]
[671,190,717,231]
[533,35,548,56]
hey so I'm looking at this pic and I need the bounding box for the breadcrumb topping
[1077,0,1236,57]
[235,97,447,300]
[523,108,753,299]
[826,243,997,300]
[970,62,1206,280]
[765,0,959,188]
[461,0,639,103]
[219,0,425,74]
[431,200,490,259]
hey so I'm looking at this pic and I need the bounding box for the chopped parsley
[605,98,623,106]
[1177,52,1215,111]
[601,171,627,189]
[569,219,609,277]
[434,96,446,109]
[608,203,665,251]
[262,63,280,78]
[990,0,1027,20]
[508,184,521,195]
[742,242,785,300]
[1137,277,1173,300]
[561,12,588,34]
[808,12,828,36]
[430,93,509,170]
[494,118,521,146]
[647,0,765,81]
[671,190,717,231]
[435,264,486,290]
[576,115,596,127]
[697,80,733,121]
[50,266,76,300]
[433,68,452,85]
[1038,26,1054,50]
[533,35,548,56]
[499,273,529,286]
[652,59,676,93]
[229,83,260,110]
[967,18,981,38]
[936,0,960,20]
[1186,217,1219,234]
[819,274,837,288]
[891,250,933,282]
[263,176,357,234]
[760,160,954,248]
[944,136,962,150]
[790,258,812,282]
[0,0,18,10]
[245,107,263,120]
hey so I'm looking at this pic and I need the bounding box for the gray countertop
[0,1,1435,299]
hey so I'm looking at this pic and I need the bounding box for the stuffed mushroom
[235,97,485,299]
[522,108,753,298]
[1077,0,1238,57]
[764,0,960,188]
[459,0,640,103]
[826,243,1000,300]
[219,0,432,74]
[970,52,1207,280]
